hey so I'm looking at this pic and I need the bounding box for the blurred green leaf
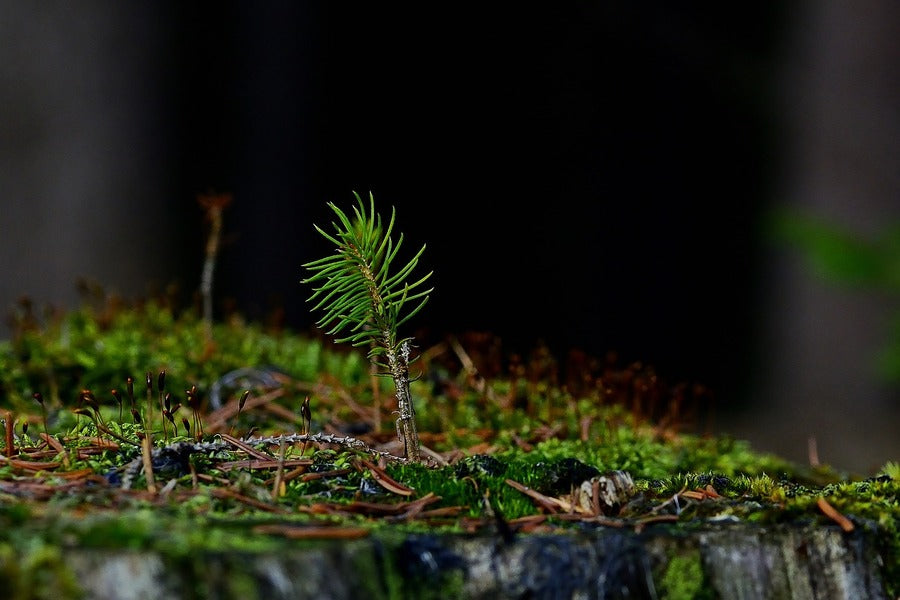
[767,208,900,382]
[767,209,898,288]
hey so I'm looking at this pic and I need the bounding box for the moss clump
[0,540,81,600]
[0,296,369,412]
[656,552,710,600]
[1,297,898,595]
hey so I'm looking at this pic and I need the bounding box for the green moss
[0,541,82,600]
[0,300,367,412]
[656,552,710,600]
[2,299,899,595]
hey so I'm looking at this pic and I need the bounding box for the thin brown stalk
[140,433,156,494]
[271,438,287,501]
[3,411,15,458]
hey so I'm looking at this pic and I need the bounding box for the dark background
[172,3,784,401]
[3,2,898,472]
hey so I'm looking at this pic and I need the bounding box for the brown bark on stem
[388,340,420,462]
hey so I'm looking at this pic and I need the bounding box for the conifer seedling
[302,192,432,461]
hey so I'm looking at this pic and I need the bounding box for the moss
[0,541,82,600]
[0,300,367,412]
[656,552,710,600]
[2,299,898,595]
[405,569,466,600]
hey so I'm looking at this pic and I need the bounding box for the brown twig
[505,478,571,514]
[218,432,276,461]
[817,497,854,532]
[357,458,415,496]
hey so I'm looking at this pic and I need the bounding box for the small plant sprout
[230,390,250,437]
[145,371,154,428]
[186,384,204,441]
[157,370,168,440]
[32,392,49,438]
[79,389,104,427]
[300,396,311,436]
[163,393,179,438]
[302,192,433,462]
[299,395,311,455]
[111,389,124,422]
[126,376,137,422]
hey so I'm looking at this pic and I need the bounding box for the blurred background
[2,2,898,474]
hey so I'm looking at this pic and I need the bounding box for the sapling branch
[302,192,432,462]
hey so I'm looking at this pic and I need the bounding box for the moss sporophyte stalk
[302,192,433,462]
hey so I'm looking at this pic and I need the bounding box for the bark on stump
[55,522,889,600]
